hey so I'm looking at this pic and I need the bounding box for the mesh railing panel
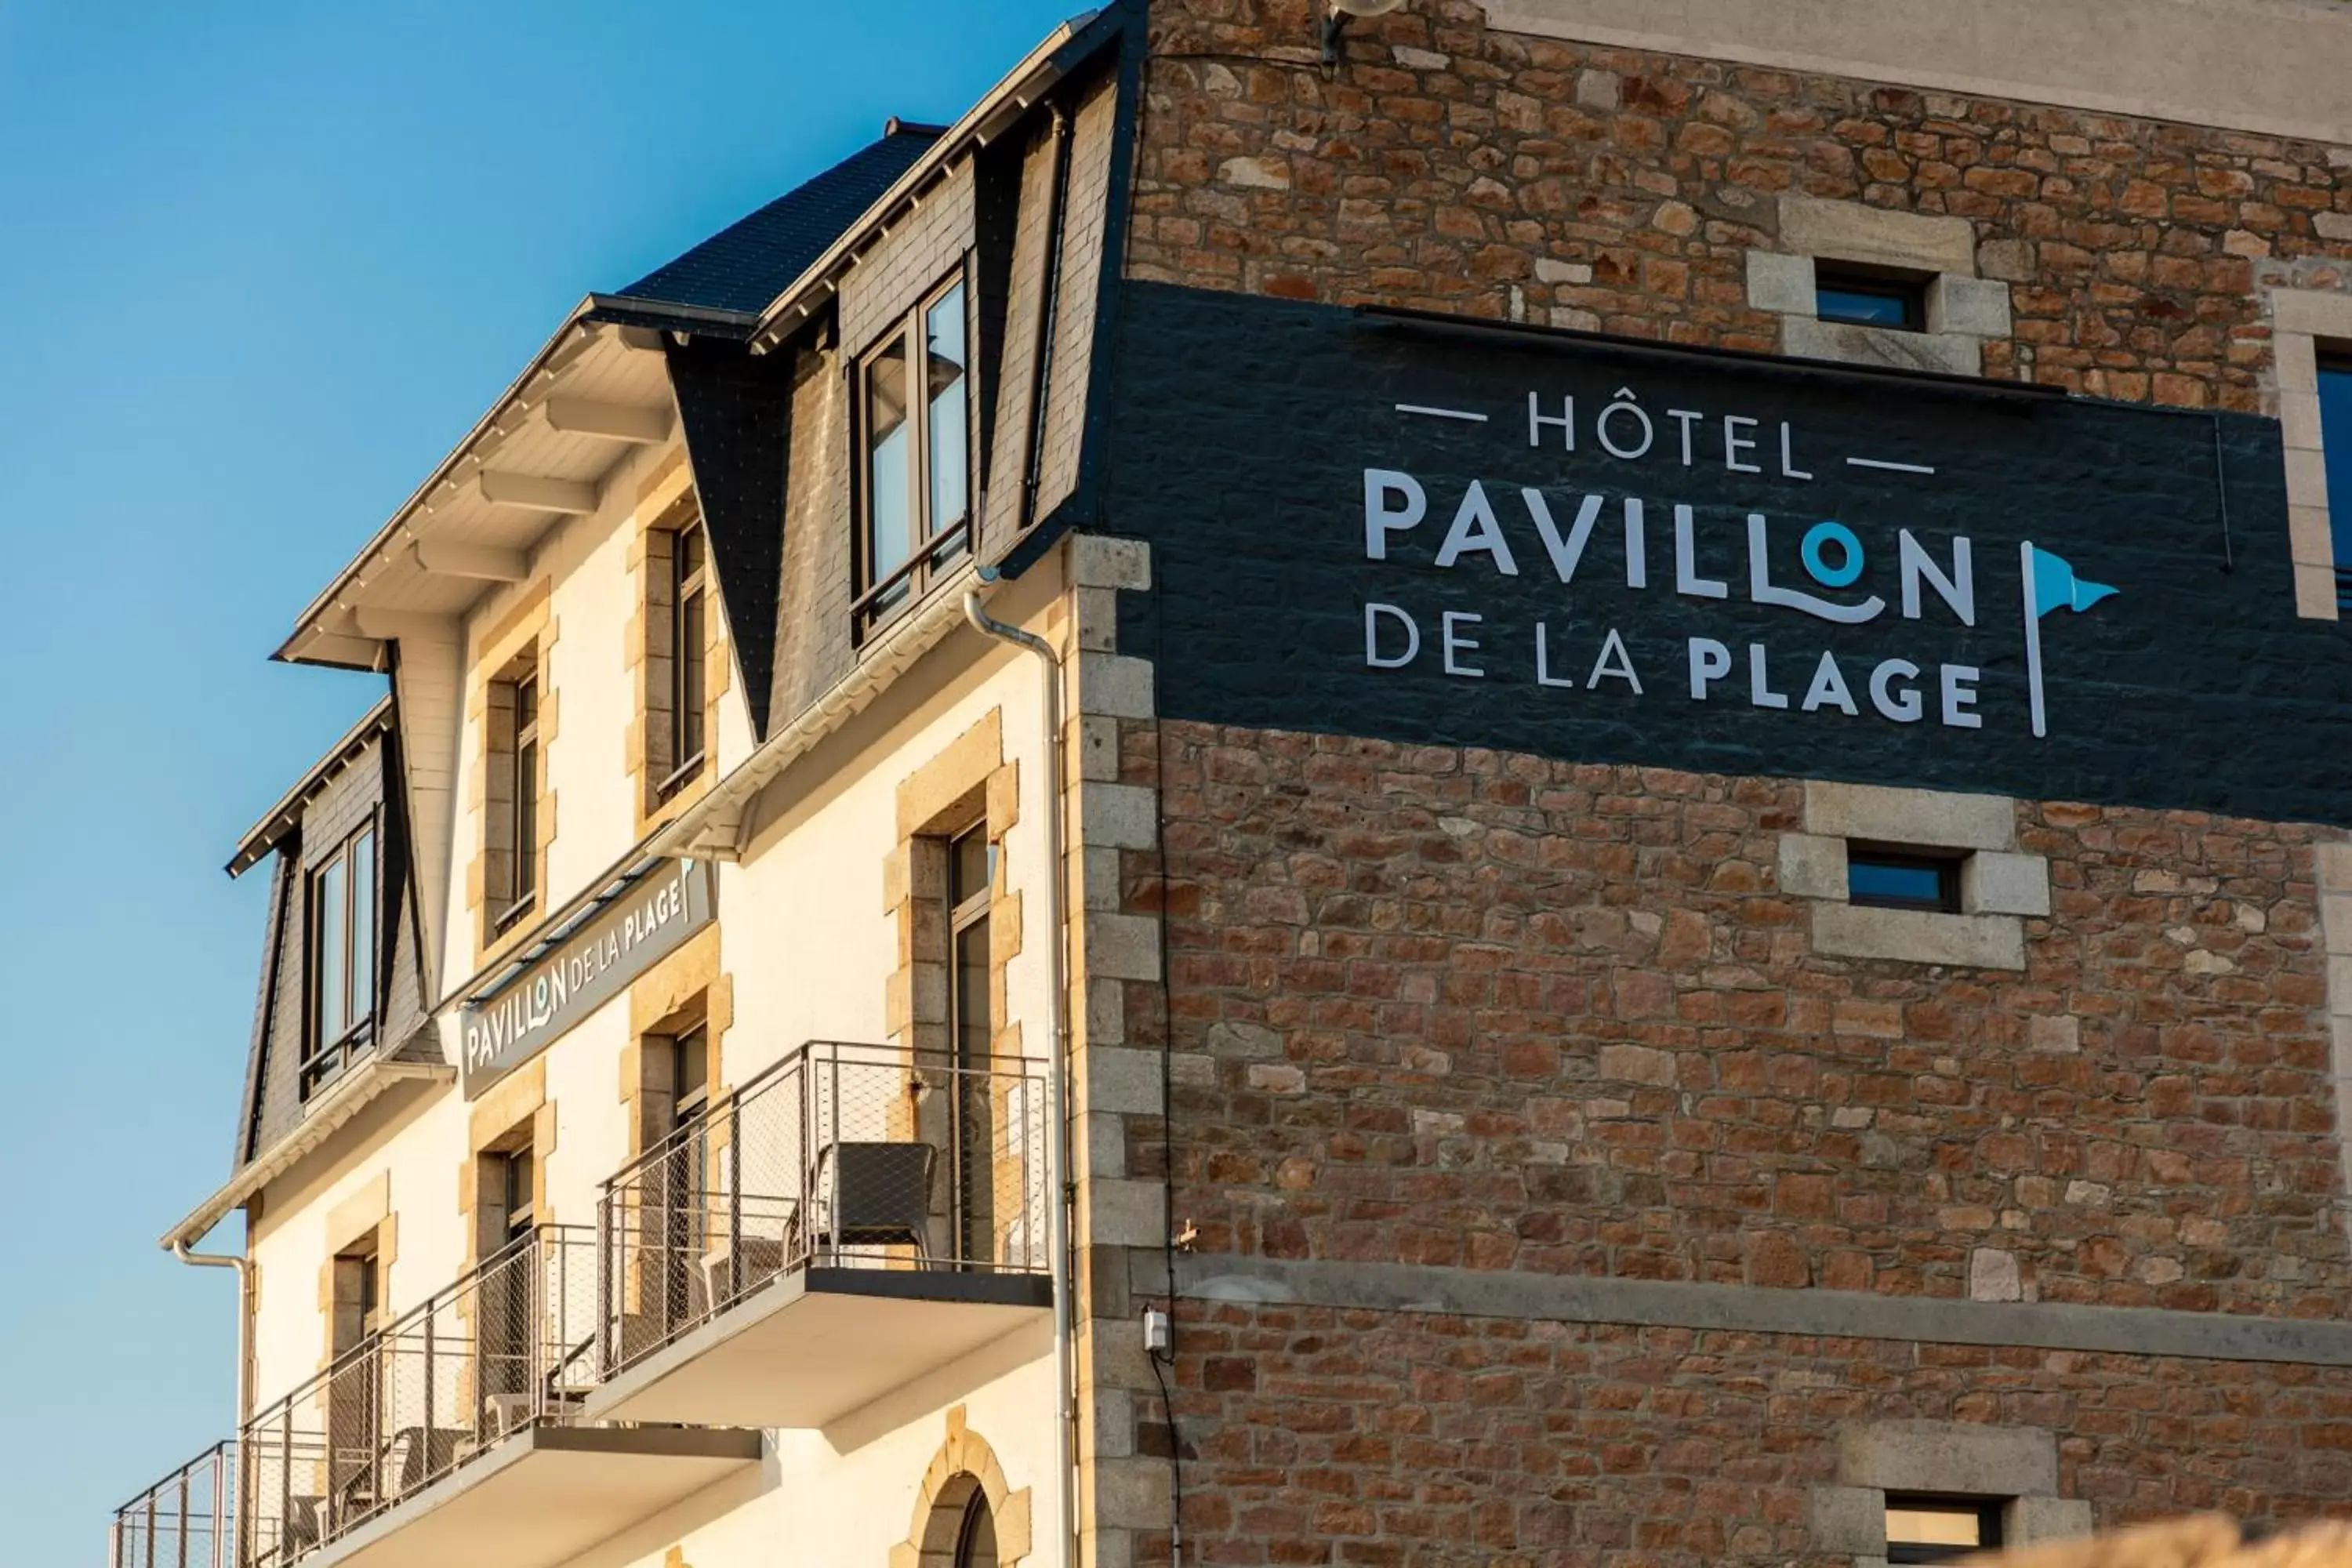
[598,1040,1047,1378]
[237,1226,597,1568]
[111,1441,235,1568]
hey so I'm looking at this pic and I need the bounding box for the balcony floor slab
[583,1266,1054,1429]
[300,1425,761,1568]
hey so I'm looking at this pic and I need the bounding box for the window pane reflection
[927,284,969,538]
[867,335,912,581]
[318,858,348,1042]
[350,829,376,1026]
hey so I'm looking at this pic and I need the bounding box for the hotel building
[108,3,2352,1567]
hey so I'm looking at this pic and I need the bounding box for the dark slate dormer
[589,128,943,742]
[577,9,1132,760]
[227,695,437,1171]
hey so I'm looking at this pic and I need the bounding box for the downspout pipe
[174,1235,252,1561]
[962,586,1077,1568]
[174,1239,252,1429]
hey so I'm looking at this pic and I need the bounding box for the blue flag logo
[2027,546,2118,619]
[2020,542,2117,739]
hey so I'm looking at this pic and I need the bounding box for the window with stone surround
[886,710,1028,1271]
[1747,194,2009,378]
[1812,1421,2089,1561]
[2270,289,2352,619]
[1779,781,2047,970]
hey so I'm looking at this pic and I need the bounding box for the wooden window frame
[945,822,996,1269]
[491,660,542,935]
[851,267,976,642]
[659,523,710,800]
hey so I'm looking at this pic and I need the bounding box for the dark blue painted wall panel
[1100,281,2352,826]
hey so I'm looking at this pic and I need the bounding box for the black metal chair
[276,1497,322,1564]
[810,1142,937,1267]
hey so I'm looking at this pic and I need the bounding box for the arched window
[918,1474,998,1568]
[952,1487,997,1568]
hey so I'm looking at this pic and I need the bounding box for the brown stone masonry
[1126,0,2350,408]
[1145,721,2349,1316]
[1164,1302,2352,1566]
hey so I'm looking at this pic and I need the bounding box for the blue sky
[0,2,1083,1555]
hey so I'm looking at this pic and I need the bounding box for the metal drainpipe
[174,1237,251,1564]
[962,586,1077,1568]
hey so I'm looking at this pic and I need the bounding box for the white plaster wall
[243,987,639,1414]
[430,442,761,1004]
[719,627,1057,1090]
[571,1327,1058,1568]
[542,484,639,902]
[246,1094,470,1409]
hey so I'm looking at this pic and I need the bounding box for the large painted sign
[1353,378,2125,740]
[459,858,716,1099]
[1105,283,2352,826]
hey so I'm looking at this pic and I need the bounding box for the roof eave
[579,294,764,341]
[160,1056,454,1251]
[226,694,397,877]
[274,300,605,667]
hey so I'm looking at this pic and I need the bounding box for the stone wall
[1161,1298,2352,1565]
[1146,719,2347,1315]
[1104,3,2352,1555]
[1125,0,2350,409]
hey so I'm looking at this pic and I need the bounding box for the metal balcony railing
[111,1441,236,1568]
[597,1040,1049,1377]
[237,1225,600,1568]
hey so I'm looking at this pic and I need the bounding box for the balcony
[112,1441,234,1568]
[238,1226,757,1568]
[583,1040,1054,1429]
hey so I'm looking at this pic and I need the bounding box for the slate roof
[609,125,944,319]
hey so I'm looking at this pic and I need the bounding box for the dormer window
[855,275,972,637]
[303,821,378,1098]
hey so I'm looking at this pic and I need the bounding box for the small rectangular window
[2318,352,2352,608]
[304,822,379,1099]
[1886,1497,2003,1565]
[855,273,974,637]
[1848,848,1963,913]
[1817,265,1926,332]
